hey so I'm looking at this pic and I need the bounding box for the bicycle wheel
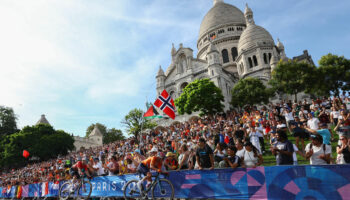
[152,179,174,200]
[59,182,73,200]
[123,180,142,199]
[77,179,92,200]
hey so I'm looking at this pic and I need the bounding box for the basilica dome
[237,24,274,53]
[199,1,245,38]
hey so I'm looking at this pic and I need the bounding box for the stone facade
[73,125,103,151]
[156,0,314,117]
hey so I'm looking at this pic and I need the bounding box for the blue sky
[0,0,349,137]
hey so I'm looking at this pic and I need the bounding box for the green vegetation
[269,60,317,101]
[121,108,157,139]
[0,124,74,168]
[231,77,273,109]
[175,78,224,116]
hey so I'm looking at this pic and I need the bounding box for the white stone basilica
[156,0,314,112]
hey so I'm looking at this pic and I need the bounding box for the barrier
[1,165,350,199]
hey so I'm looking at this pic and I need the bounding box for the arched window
[222,49,229,63]
[253,55,258,66]
[212,70,214,76]
[231,47,238,61]
[248,57,253,68]
[268,53,272,61]
[263,53,268,64]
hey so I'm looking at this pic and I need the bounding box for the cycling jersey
[71,161,88,171]
[141,156,163,170]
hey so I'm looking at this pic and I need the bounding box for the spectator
[92,157,105,176]
[305,123,333,145]
[213,143,227,167]
[271,130,294,166]
[222,146,241,168]
[307,113,320,131]
[105,156,119,176]
[196,138,214,170]
[336,135,350,164]
[242,142,263,168]
[248,125,262,154]
[164,152,178,170]
[235,140,245,159]
[305,134,331,165]
[177,144,190,170]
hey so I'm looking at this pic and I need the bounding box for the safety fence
[1,165,350,199]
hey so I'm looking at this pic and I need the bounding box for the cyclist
[69,157,92,192]
[136,148,167,194]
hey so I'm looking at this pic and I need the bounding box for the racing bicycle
[58,172,92,200]
[123,172,174,200]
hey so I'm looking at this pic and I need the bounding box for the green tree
[231,77,273,109]
[175,78,224,116]
[269,60,317,101]
[0,106,19,136]
[0,124,74,168]
[121,108,157,139]
[85,123,107,137]
[314,54,350,96]
[104,128,125,144]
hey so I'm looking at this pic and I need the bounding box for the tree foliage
[121,108,157,139]
[269,60,317,101]
[175,78,224,116]
[0,124,74,168]
[313,53,350,96]
[0,106,19,136]
[231,77,273,108]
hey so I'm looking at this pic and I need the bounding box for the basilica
[156,0,314,112]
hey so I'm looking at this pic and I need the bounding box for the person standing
[196,138,214,170]
[271,130,294,165]
[305,134,331,165]
[305,123,333,145]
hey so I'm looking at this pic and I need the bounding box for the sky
[0,0,349,137]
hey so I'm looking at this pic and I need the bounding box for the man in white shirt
[305,134,331,165]
[92,157,105,176]
[307,113,319,130]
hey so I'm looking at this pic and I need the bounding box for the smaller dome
[238,25,274,53]
[157,65,165,76]
[277,38,285,50]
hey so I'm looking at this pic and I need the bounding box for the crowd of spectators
[1,95,349,189]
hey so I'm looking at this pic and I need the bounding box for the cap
[150,147,158,153]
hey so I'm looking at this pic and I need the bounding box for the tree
[104,128,125,144]
[231,77,273,109]
[313,54,350,96]
[121,108,157,139]
[269,60,317,101]
[0,124,74,168]
[0,106,19,136]
[175,78,224,116]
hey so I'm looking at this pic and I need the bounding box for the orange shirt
[141,156,163,170]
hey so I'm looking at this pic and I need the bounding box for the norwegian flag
[154,89,176,119]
